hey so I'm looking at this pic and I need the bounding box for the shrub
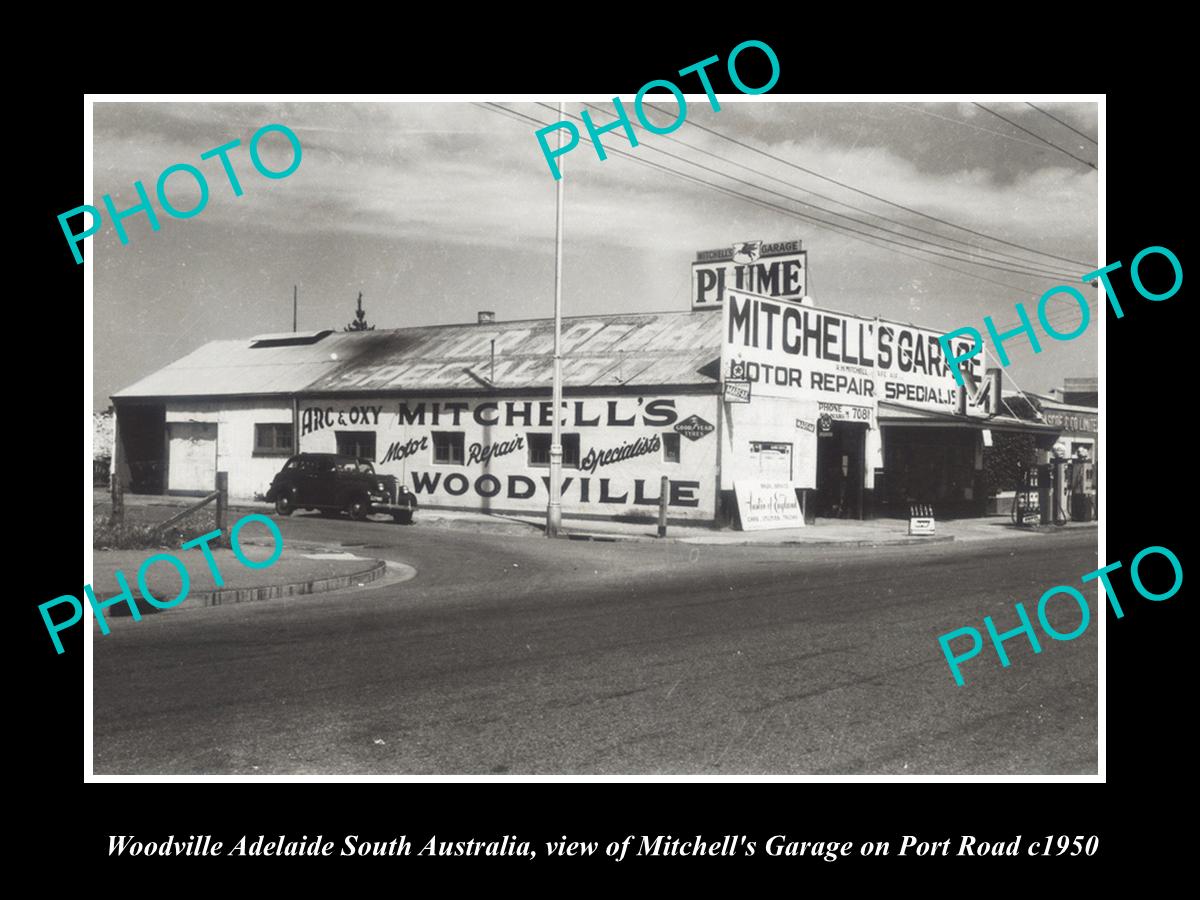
[981,433,1037,497]
[93,511,232,550]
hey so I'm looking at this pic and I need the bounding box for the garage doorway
[816,421,866,518]
[115,403,167,494]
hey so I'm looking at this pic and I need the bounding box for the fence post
[216,471,228,533]
[657,475,669,538]
[111,468,124,524]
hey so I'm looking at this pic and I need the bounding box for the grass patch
[93,510,232,551]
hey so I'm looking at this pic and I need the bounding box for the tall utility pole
[547,100,566,538]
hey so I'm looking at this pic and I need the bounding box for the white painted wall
[721,396,820,490]
[166,400,293,499]
[297,393,720,520]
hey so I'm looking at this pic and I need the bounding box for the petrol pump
[1038,441,1071,526]
[1070,447,1096,521]
[1012,460,1037,526]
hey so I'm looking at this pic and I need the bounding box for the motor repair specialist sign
[721,290,993,418]
[722,288,877,412]
[875,316,991,416]
[692,239,807,310]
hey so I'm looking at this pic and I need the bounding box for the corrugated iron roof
[1022,392,1099,415]
[113,311,723,400]
[113,335,351,398]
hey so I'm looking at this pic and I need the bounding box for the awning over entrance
[877,401,1062,437]
[873,401,1064,519]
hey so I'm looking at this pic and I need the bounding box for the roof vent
[249,330,333,348]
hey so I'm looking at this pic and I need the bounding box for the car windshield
[337,460,374,474]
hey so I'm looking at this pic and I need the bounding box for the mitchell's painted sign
[721,290,990,417]
[723,290,878,407]
[874,318,988,415]
[695,240,802,262]
[692,239,807,310]
[297,395,719,520]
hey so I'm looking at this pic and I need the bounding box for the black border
[24,29,1187,880]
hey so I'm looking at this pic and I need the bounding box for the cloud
[93,101,1096,272]
[92,101,1098,408]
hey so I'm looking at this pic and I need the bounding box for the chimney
[478,311,495,324]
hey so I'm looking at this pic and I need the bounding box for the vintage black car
[265,453,418,523]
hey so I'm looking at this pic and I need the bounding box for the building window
[663,432,681,463]
[336,430,377,461]
[254,423,294,456]
[527,433,580,468]
[432,431,465,465]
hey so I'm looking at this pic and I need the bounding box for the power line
[491,98,1113,404]
[988,295,1099,338]
[900,281,1097,354]
[972,103,1097,170]
[984,298,1093,333]
[485,102,1042,296]
[897,103,1055,153]
[523,103,1061,284]
[579,102,1079,279]
[545,102,1079,282]
[644,102,1094,270]
[478,102,1041,297]
[1025,103,1097,145]
[983,342,1042,419]
[566,103,1076,281]
[488,102,1090,412]
[984,283,1100,331]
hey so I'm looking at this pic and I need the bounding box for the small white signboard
[908,504,936,536]
[723,380,752,403]
[735,480,805,531]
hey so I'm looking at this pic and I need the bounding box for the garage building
[110,304,1066,525]
[112,312,724,523]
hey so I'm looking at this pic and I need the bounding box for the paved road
[93,513,1098,774]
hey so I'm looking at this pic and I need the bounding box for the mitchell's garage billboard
[692,239,807,310]
[720,290,995,418]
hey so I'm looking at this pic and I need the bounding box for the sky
[90,99,1099,411]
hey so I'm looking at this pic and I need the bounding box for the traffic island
[90,547,390,613]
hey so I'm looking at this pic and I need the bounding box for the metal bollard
[657,475,669,538]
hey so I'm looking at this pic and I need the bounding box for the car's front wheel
[275,492,295,516]
[346,496,370,521]
[392,509,414,525]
